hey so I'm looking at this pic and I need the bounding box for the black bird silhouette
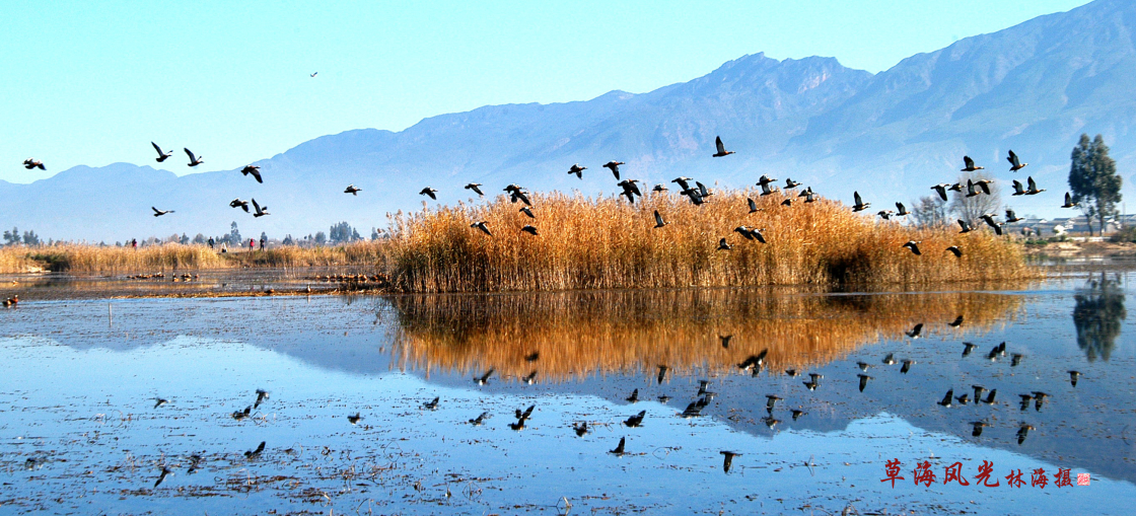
[423,397,440,410]
[469,411,489,426]
[1031,391,1049,411]
[574,421,589,436]
[464,183,484,196]
[882,353,896,365]
[852,191,870,212]
[624,410,646,427]
[738,350,768,371]
[974,179,993,195]
[522,370,537,384]
[765,395,782,411]
[344,184,362,195]
[803,378,820,391]
[717,238,731,250]
[251,198,269,217]
[152,207,174,217]
[567,163,586,179]
[948,315,964,327]
[962,342,978,356]
[652,184,668,193]
[1007,150,1028,172]
[906,323,923,338]
[184,148,204,167]
[187,454,203,474]
[946,245,963,258]
[1062,192,1079,208]
[698,380,714,396]
[791,409,807,420]
[856,361,872,371]
[970,421,989,437]
[1005,209,1023,223]
[510,405,535,430]
[609,437,627,455]
[1025,176,1045,195]
[23,158,46,170]
[232,405,252,420]
[658,395,672,403]
[521,225,539,236]
[474,368,495,385]
[955,394,970,405]
[895,202,909,216]
[505,185,532,205]
[762,416,781,429]
[1017,423,1035,445]
[419,187,438,200]
[900,359,916,374]
[626,389,639,403]
[980,214,1003,235]
[712,136,734,157]
[1019,394,1033,411]
[155,466,172,487]
[348,413,362,424]
[721,451,741,473]
[958,219,974,233]
[1011,179,1027,196]
[244,441,266,460]
[617,179,642,203]
[719,334,732,349]
[672,176,693,190]
[961,156,984,172]
[747,197,761,213]
[151,142,173,162]
[877,209,893,220]
[931,183,950,201]
[603,161,625,179]
[653,210,669,229]
[525,351,540,362]
[982,389,998,405]
[1068,370,1082,387]
[785,178,801,189]
[857,374,873,392]
[1011,353,1024,367]
[240,164,262,183]
[938,389,955,407]
[902,241,922,255]
[785,369,799,377]
[972,385,987,403]
[230,198,250,212]
[471,221,492,237]
[657,365,669,384]
[153,397,168,409]
[254,389,269,409]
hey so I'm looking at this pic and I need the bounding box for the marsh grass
[390,288,1023,382]
[385,189,1033,292]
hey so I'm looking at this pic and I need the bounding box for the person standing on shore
[259,235,266,251]
[249,238,255,252]
[208,237,215,250]
[132,238,137,250]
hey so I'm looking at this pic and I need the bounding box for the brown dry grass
[384,189,1033,292]
[390,288,1023,382]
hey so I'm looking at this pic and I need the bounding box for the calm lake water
[0,268,1133,514]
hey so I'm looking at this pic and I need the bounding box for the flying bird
[310,72,318,77]
[474,368,495,385]
[419,187,438,200]
[154,466,172,488]
[949,315,964,327]
[784,178,801,189]
[1011,180,1027,196]
[1017,423,1034,445]
[348,413,362,424]
[152,207,174,217]
[230,198,250,212]
[1068,370,1082,387]
[244,441,266,460]
[1005,209,1023,223]
[23,158,46,170]
[657,365,669,384]
[852,191,870,212]
[240,164,262,183]
[721,451,741,473]
[747,197,760,213]
[902,241,921,255]
[609,437,627,455]
[895,202,909,216]
[521,225,539,236]
[938,389,955,407]
[961,156,984,172]
[574,421,588,436]
[946,245,962,257]
[422,397,440,410]
[464,183,484,196]
[970,420,989,437]
[717,238,732,251]
[344,184,361,195]
[603,161,625,179]
[931,183,950,202]
[712,136,735,157]
[254,389,269,409]
[567,163,586,179]
[1061,192,1078,208]
[1025,176,1045,195]
[1007,150,1028,172]
[153,397,168,409]
[469,412,489,426]
[857,374,873,392]
[151,142,173,162]
[900,359,916,374]
[624,410,646,428]
[184,148,204,167]
[958,219,974,234]
[251,198,269,217]
[906,323,924,338]
[980,214,1003,235]
[626,389,639,403]
[719,334,732,349]
[471,221,492,236]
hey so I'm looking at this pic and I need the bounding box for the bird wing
[654,210,665,226]
[1066,192,1073,204]
[184,148,196,161]
[963,156,974,169]
[1027,176,1037,190]
[152,207,160,214]
[748,198,757,211]
[854,191,863,205]
[978,181,990,195]
[152,142,164,155]
[1008,150,1019,166]
[252,198,261,212]
[251,169,263,183]
[715,136,726,154]
[957,219,967,231]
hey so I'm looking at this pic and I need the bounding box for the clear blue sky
[1,0,1090,183]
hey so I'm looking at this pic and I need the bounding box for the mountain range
[6,0,1135,242]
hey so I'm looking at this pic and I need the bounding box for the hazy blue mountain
[6,0,1135,242]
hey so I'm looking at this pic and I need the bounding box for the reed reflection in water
[389,288,1023,381]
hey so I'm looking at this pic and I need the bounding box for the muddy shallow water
[0,270,1133,514]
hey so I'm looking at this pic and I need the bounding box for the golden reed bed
[1,188,1032,292]
[388,288,1023,382]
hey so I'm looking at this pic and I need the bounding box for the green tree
[1069,134,1122,235]
[229,221,242,245]
[3,227,19,245]
[329,221,355,244]
[22,230,40,246]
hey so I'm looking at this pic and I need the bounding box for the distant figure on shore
[208,237,215,249]
[131,238,137,250]
[249,238,255,251]
[260,236,266,250]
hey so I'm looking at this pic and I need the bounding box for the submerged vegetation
[0,188,1032,290]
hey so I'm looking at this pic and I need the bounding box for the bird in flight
[310,72,318,77]
[230,199,250,212]
[961,156,984,172]
[712,136,735,157]
[603,161,625,179]
[1025,176,1045,195]
[720,451,741,473]
[151,142,173,162]
[521,225,539,236]
[471,221,492,236]
[184,148,204,167]
[344,184,362,195]
[420,187,438,200]
[464,183,484,196]
[946,245,963,257]
[152,207,174,217]
[653,210,669,229]
[23,158,46,170]
[567,163,587,179]
[902,241,921,255]
[240,165,262,183]
[252,199,269,217]
[520,206,535,218]
[1007,150,1028,172]
[852,191,870,212]
[1062,192,1079,208]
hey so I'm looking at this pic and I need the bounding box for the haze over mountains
[8,0,1135,242]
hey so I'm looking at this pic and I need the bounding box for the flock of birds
[21,133,1071,257]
